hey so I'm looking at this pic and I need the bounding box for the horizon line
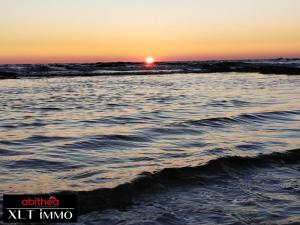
[0,56,299,65]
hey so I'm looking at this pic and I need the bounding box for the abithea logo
[3,194,77,223]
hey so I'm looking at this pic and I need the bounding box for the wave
[6,158,80,172]
[183,109,300,128]
[54,148,300,215]
[62,134,151,150]
[1,58,300,79]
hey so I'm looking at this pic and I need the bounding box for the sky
[0,0,300,63]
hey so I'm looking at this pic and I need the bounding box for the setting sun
[145,57,154,64]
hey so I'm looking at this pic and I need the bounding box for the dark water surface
[1,72,300,224]
[76,159,300,225]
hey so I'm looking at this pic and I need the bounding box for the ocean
[0,60,300,224]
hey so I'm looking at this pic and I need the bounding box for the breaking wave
[56,148,300,215]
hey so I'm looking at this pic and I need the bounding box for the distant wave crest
[1,58,300,78]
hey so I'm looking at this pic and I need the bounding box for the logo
[3,194,77,223]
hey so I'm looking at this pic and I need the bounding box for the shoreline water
[72,148,300,215]
[1,71,300,224]
[73,154,300,225]
[1,148,299,223]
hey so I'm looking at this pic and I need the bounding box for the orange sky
[0,0,300,64]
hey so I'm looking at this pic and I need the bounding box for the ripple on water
[0,72,300,194]
[7,158,81,172]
